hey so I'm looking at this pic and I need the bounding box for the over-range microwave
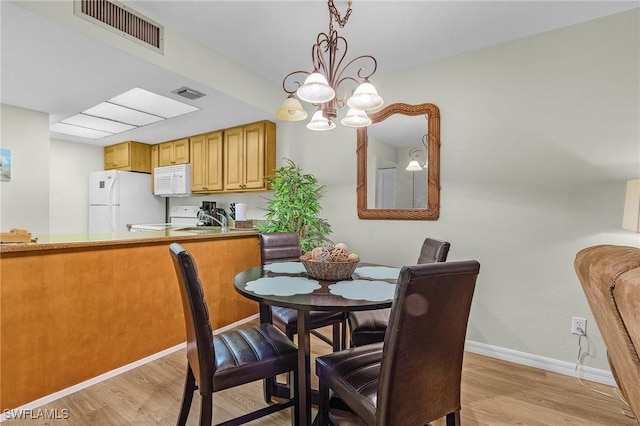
[154,164,192,197]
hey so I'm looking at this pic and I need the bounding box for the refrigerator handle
[107,174,117,232]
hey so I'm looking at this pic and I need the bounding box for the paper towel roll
[235,203,247,221]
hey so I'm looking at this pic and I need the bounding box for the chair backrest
[259,232,302,265]
[417,237,450,264]
[169,243,215,396]
[377,260,480,425]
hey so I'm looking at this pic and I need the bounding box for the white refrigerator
[89,170,165,233]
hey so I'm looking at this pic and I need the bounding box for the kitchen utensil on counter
[199,201,216,215]
[235,203,247,221]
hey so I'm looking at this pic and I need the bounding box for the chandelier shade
[307,109,337,131]
[278,0,382,131]
[406,134,428,171]
[406,160,423,171]
[276,94,309,121]
[347,81,384,110]
[341,108,371,127]
[297,72,336,104]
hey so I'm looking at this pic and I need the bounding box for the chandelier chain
[328,0,352,29]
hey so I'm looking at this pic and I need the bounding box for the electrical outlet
[572,317,587,336]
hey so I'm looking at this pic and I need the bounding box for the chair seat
[272,306,345,330]
[315,343,384,425]
[213,323,298,392]
[348,309,390,347]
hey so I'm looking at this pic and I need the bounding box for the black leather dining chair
[169,243,298,426]
[347,237,450,347]
[259,232,347,401]
[315,260,480,426]
[260,232,347,351]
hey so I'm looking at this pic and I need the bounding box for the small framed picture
[1,149,12,181]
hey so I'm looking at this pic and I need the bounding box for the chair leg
[445,411,461,426]
[177,366,196,426]
[341,313,347,350]
[292,364,300,426]
[285,329,295,387]
[199,394,212,426]
[331,322,341,352]
[317,379,331,426]
[263,377,274,403]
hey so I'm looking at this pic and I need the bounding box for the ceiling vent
[74,0,164,54]
[172,87,206,100]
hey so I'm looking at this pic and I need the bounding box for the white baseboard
[465,340,616,386]
[2,318,614,422]
[0,314,259,423]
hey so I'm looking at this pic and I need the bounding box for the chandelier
[275,0,383,131]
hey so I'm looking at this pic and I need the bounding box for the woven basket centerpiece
[300,243,360,280]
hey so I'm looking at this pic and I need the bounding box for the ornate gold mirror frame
[357,103,440,220]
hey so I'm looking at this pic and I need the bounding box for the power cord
[574,334,634,420]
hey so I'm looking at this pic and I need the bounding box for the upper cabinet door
[158,142,174,166]
[243,122,266,190]
[223,126,244,191]
[191,132,223,192]
[223,121,275,192]
[158,138,190,166]
[205,132,223,191]
[173,138,190,164]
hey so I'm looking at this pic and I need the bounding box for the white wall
[286,10,640,371]
[49,139,103,234]
[0,104,51,235]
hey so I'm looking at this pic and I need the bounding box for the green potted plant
[257,159,332,252]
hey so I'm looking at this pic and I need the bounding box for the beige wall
[49,139,103,234]
[287,9,640,372]
[0,104,51,235]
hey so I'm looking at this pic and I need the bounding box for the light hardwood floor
[4,325,635,426]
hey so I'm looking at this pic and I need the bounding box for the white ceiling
[1,0,638,147]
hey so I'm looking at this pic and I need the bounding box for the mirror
[357,103,440,220]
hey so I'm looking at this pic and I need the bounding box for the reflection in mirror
[366,115,428,209]
[357,103,440,220]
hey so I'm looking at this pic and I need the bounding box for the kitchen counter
[0,227,259,253]
[1,229,261,410]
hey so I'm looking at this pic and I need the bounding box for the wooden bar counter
[0,230,261,410]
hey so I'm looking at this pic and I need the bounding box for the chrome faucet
[197,211,228,231]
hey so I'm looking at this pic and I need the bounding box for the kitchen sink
[172,226,247,234]
[173,226,223,234]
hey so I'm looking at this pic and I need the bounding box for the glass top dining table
[234,262,401,426]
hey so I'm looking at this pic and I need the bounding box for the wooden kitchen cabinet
[223,120,275,192]
[191,131,223,192]
[158,138,190,166]
[103,141,152,173]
